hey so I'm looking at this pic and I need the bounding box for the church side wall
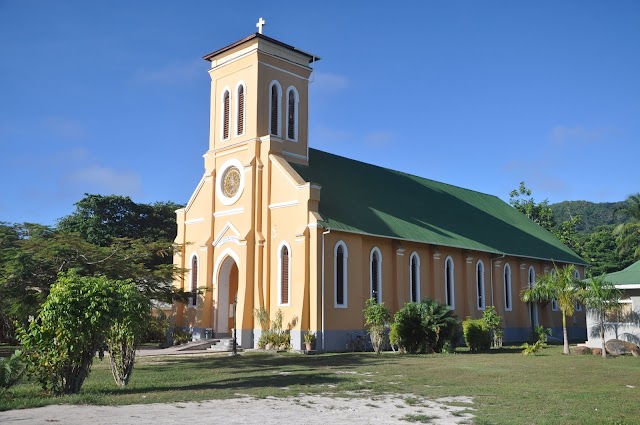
[318,231,586,351]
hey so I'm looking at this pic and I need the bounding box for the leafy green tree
[521,264,582,354]
[57,194,181,246]
[579,275,621,359]
[613,193,640,259]
[393,302,427,353]
[18,273,117,394]
[363,298,391,354]
[579,225,634,275]
[509,182,555,230]
[104,282,150,387]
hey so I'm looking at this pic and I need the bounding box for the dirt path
[0,394,474,424]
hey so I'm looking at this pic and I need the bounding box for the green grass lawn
[1,345,639,424]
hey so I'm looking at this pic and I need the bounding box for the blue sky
[1,1,639,226]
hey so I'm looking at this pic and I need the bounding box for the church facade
[172,29,587,351]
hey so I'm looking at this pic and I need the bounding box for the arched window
[222,89,231,140]
[504,263,512,311]
[445,256,455,309]
[278,242,291,305]
[476,260,485,310]
[528,266,536,288]
[269,81,282,137]
[410,252,420,302]
[370,247,382,303]
[236,83,245,136]
[334,241,348,307]
[286,86,299,141]
[574,269,582,311]
[190,254,198,307]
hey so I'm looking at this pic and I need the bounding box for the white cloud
[65,166,142,196]
[133,60,205,84]
[551,125,610,144]
[364,131,395,146]
[311,72,348,91]
[41,116,87,140]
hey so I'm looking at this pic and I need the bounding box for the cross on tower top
[256,17,266,34]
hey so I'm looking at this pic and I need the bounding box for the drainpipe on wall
[490,254,505,307]
[321,225,331,351]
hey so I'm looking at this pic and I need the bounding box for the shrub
[482,306,503,348]
[364,298,392,354]
[531,325,552,344]
[393,302,427,353]
[0,350,25,394]
[19,273,119,394]
[389,322,401,353]
[253,308,298,350]
[463,318,491,352]
[521,340,544,355]
[419,298,460,353]
[172,328,192,345]
[143,311,169,344]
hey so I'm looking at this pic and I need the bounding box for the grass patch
[0,346,638,424]
[401,413,438,423]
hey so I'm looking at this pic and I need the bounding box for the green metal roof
[601,261,640,286]
[291,149,585,265]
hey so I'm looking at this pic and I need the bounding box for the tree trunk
[562,313,570,355]
[600,308,606,359]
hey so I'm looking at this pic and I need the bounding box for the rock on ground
[605,339,640,357]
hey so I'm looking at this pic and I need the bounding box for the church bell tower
[203,19,319,163]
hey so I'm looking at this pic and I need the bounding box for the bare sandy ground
[0,393,474,424]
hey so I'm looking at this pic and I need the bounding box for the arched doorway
[215,255,239,337]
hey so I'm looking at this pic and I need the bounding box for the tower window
[270,81,282,137]
[286,87,298,141]
[236,84,245,136]
[222,90,230,140]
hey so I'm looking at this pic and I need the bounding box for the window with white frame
[236,83,245,136]
[222,89,231,140]
[445,256,455,309]
[334,241,348,307]
[269,81,282,137]
[190,254,198,307]
[504,263,512,311]
[370,247,382,303]
[410,252,420,302]
[286,86,299,141]
[278,242,291,305]
[476,260,485,310]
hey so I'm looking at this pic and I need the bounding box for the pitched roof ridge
[308,147,502,201]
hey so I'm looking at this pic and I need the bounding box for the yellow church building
[172,23,586,351]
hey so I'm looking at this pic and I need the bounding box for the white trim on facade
[277,241,292,306]
[282,150,308,161]
[334,240,348,308]
[212,221,242,247]
[213,208,245,218]
[370,247,382,303]
[184,218,205,225]
[409,252,421,303]
[268,200,299,209]
[444,256,455,310]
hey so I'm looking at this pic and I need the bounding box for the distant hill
[550,200,627,233]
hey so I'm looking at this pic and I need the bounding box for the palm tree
[521,263,581,354]
[579,275,621,358]
[613,193,640,259]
